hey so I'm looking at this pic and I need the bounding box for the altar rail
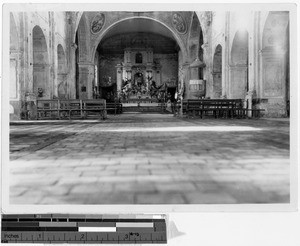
[37,99,107,120]
[176,99,265,119]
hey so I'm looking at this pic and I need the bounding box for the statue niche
[134,72,143,86]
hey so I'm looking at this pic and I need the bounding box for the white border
[1,2,298,214]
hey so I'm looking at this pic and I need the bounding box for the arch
[73,11,84,42]
[231,30,248,65]
[212,44,222,98]
[32,25,49,99]
[188,12,203,61]
[57,44,67,99]
[230,29,249,99]
[262,12,289,51]
[10,13,19,100]
[76,13,90,63]
[10,13,19,52]
[261,11,289,116]
[91,16,188,63]
[188,12,204,80]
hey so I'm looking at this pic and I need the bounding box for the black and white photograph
[1,2,300,246]
[2,3,297,208]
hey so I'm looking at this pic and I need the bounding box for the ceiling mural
[172,12,187,34]
[90,13,105,34]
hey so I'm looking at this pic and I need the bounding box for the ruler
[1,214,167,244]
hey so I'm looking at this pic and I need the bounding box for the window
[135,53,142,63]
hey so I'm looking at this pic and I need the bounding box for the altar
[116,48,163,102]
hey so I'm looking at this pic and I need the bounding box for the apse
[94,18,180,102]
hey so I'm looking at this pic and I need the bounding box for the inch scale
[1,214,167,244]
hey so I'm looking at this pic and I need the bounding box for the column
[224,12,230,98]
[189,59,206,99]
[181,62,190,99]
[116,64,123,94]
[246,11,257,117]
[78,63,95,99]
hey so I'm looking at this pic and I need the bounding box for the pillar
[246,11,258,117]
[181,62,190,99]
[224,12,230,98]
[116,64,123,94]
[78,63,95,99]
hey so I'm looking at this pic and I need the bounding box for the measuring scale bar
[1,214,167,244]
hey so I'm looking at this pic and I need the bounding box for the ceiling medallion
[172,13,187,34]
[91,13,105,34]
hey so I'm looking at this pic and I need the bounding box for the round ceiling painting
[91,13,105,34]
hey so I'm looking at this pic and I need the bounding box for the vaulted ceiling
[97,18,179,54]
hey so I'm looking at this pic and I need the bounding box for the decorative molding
[172,13,187,35]
[90,13,105,34]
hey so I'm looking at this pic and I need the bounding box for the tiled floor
[9,113,290,204]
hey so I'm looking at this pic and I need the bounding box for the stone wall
[9,11,69,120]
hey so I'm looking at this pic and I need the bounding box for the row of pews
[35,98,264,120]
[36,99,122,120]
[175,99,265,119]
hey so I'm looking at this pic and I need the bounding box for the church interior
[9,11,290,119]
[7,10,291,204]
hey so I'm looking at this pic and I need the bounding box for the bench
[37,99,60,120]
[37,99,107,120]
[184,99,240,119]
[179,99,264,119]
[106,102,123,115]
[82,99,106,120]
[59,99,82,119]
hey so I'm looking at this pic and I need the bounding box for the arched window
[135,53,142,63]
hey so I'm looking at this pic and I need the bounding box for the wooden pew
[82,99,106,120]
[185,99,240,119]
[106,102,123,115]
[182,99,264,119]
[59,99,82,119]
[37,99,60,120]
[180,99,264,118]
[36,99,107,120]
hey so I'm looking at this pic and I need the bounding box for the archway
[75,13,92,99]
[10,13,20,120]
[57,44,67,99]
[188,12,204,79]
[10,13,19,100]
[91,16,187,63]
[212,45,222,98]
[32,25,49,99]
[94,17,181,102]
[261,11,289,116]
[230,29,249,99]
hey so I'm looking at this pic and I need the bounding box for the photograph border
[1,2,298,214]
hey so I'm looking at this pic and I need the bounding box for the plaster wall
[10,11,70,119]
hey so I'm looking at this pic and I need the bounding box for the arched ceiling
[103,18,175,40]
[97,18,179,54]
